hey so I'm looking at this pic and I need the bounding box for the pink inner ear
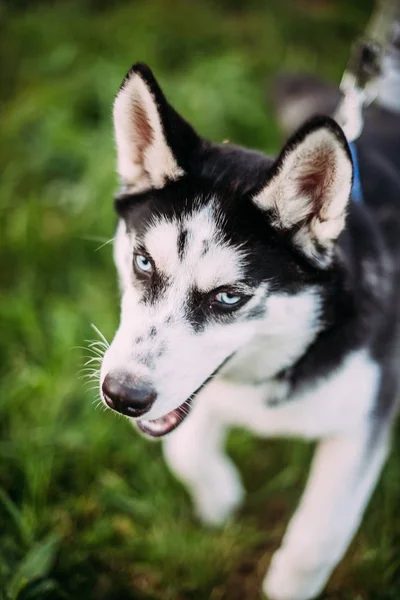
[297,147,336,213]
[132,99,154,153]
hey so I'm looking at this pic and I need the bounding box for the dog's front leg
[163,377,292,526]
[264,422,390,600]
[163,381,244,526]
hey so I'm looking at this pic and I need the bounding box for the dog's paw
[193,458,245,527]
[163,422,244,527]
[262,547,329,600]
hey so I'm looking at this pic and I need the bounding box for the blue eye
[134,253,153,274]
[215,291,242,306]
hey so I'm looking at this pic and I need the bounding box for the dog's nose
[102,374,156,417]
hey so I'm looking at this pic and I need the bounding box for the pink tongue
[137,400,192,437]
[137,409,181,437]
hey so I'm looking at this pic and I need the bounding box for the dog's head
[100,63,353,437]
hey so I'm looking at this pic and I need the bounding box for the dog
[99,60,400,599]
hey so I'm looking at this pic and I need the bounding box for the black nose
[102,374,156,417]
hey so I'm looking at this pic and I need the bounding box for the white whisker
[94,237,115,252]
[86,339,108,350]
[84,357,102,366]
[90,324,110,347]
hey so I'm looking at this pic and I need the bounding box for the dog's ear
[253,116,353,268]
[113,63,202,193]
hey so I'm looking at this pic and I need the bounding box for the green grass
[1,0,399,598]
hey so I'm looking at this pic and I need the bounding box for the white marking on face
[101,201,322,421]
[144,219,181,275]
[113,220,133,291]
[144,203,245,290]
[105,203,245,409]
[223,289,322,383]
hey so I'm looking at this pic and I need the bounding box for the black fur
[177,228,188,260]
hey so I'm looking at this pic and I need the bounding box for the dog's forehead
[143,202,245,290]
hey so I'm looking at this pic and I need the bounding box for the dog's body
[100,62,400,599]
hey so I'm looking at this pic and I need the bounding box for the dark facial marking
[155,342,166,358]
[245,304,266,320]
[135,336,144,344]
[265,396,286,407]
[184,286,250,333]
[242,286,269,321]
[141,270,170,306]
[149,326,157,338]
[136,352,155,368]
[177,228,188,260]
[201,239,210,256]
[183,287,206,333]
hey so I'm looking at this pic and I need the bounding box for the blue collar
[349,142,363,203]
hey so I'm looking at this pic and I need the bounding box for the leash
[336,0,399,143]
[335,1,400,202]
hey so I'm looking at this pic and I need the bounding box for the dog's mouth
[136,399,192,437]
[136,353,234,438]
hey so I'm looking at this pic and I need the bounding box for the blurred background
[1,0,399,598]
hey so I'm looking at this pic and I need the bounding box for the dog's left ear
[113,63,202,193]
[253,117,353,268]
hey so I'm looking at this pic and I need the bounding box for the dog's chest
[213,349,381,439]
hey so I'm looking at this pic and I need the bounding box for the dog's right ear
[113,63,202,194]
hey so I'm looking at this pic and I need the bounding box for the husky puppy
[100,62,400,599]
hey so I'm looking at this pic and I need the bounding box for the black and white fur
[100,62,400,600]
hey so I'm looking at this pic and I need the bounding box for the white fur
[113,220,133,290]
[167,348,380,443]
[113,72,183,192]
[264,425,389,600]
[222,290,322,383]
